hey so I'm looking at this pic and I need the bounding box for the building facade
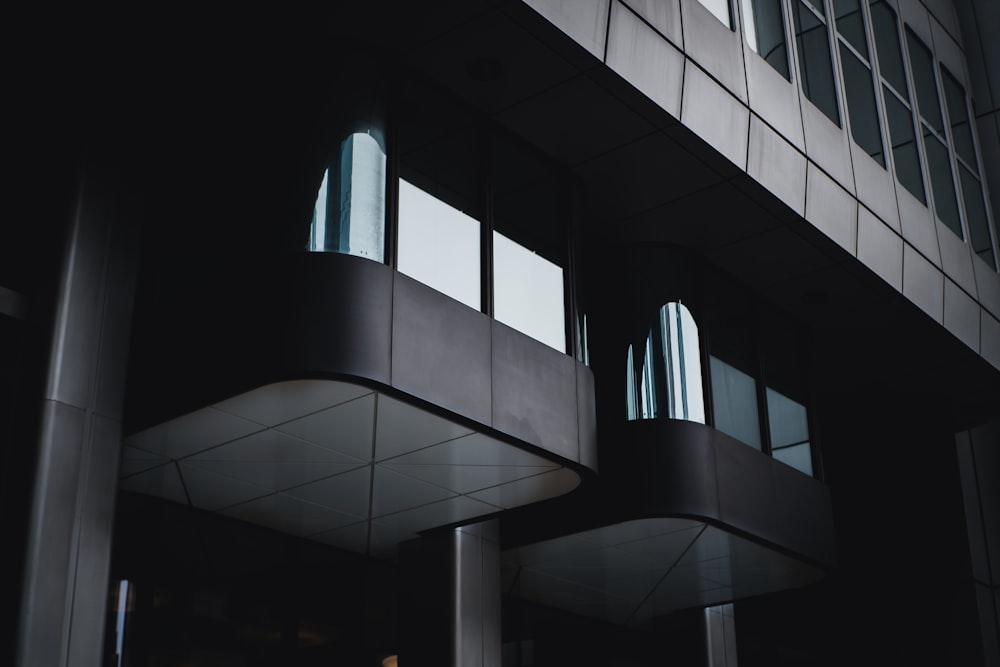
[4,0,999,665]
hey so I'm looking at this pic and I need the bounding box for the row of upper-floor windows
[699,0,998,270]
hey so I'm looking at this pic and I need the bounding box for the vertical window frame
[867,0,927,203]
[904,26,965,239]
[832,0,887,167]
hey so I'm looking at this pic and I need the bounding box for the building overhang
[500,419,833,625]
[122,253,597,559]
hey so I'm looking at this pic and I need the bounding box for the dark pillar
[399,520,501,667]
[15,163,140,667]
[956,418,1000,667]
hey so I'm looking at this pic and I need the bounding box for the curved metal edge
[127,252,598,480]
[619,419,836,570]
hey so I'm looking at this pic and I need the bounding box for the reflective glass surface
[793,1,841,125]
[941,68,976,167]
[923,128,962,237]
[833,0,868,59]
[840,44,885,166]
[309,132,386,261]
[869,0,907,96]
[959,165,996,267]
[710,356,761,449]
[884,87,925,202]
[493,231,566,353]
[772,442,813,475]
[632,303,706,423]
[397,179,481,309]
[742,0,791,79]
[906,30,944,133]
[766,387,809,447]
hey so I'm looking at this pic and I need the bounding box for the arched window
[626,302,705,424]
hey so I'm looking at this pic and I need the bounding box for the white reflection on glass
[397,179,480,310]
[113,579,131,667]
[493,231,565,353]
[632,302,705,423]
[626,344,638,420]
[309,132,386,261]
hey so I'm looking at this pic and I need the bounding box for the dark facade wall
[734,391,983,666]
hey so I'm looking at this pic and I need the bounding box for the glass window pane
[309,132,386,261]
[906,30,944,133]
[397,179,481,310]
[833,0,868,59]
[959,165,997,268]
[802,0,826,17]
[840,44,886,166]
[710,356,761,449]
[772,442,814,475]
[766,387,809,447]
[941,68,976,167]
[627,344,638,420]
[793,1,841,126]
[698,0,732,27]
[635,304,706,423]
[493,231,565,352]
[884,88,925,202]
[743,0,791,79]
[923,127,962,237]
[869,0,907,97]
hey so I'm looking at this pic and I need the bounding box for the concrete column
[399,520,501,667]
[16,163,140,667]
[705,603,738,667]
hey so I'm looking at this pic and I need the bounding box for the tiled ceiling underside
[503,518,825,626]
[120,380,579,559]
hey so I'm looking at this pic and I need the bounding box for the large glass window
[710,356,761,449]
[792,0,841,126]
[883,89,924,201]
[492,133,569,352]
[869,0,924,201]
[397,179,481,309]
[493,231,565,352]
[834,0,885,166]
[906,29,964,237]
[941,67,997,268]
[629,303,706,423]
[309,131,387,261]
[766,388,813,475]
[869,0,907,96]
[742,0,791,79]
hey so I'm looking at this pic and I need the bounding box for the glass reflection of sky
[493,231,565,353]
[397,178,481,310]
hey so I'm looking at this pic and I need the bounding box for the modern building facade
[4,0,999,665]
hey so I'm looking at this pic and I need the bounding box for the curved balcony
[121,252,597,559]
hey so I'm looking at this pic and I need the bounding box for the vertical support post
[16,162,140,667]
[400,520,501,667]
[705,603,738,667]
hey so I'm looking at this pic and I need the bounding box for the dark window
[834,0,885,166]
[743,0,791,79]
[793,0,841,125]
[868,1,923,200]
[939,68,995,267]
